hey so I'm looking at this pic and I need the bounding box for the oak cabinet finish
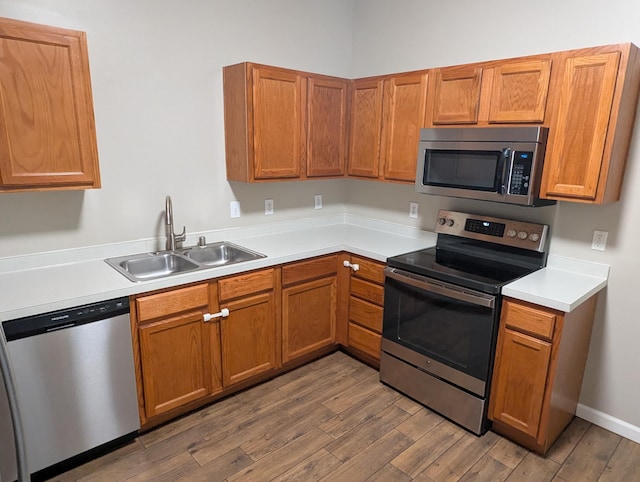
[282,255,338,363]
[431,66,483,124]
[347,78,384,178]
[223,62,348,181]
[489,297,598,454]
[541,43,640,203]
[0,17,100,192]
[218,268,280,386]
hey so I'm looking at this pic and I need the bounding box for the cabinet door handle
[343,260,360,271]
[203,308,229,322]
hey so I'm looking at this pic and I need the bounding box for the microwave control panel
[508,151,533,196]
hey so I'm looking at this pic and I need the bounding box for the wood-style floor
[51,351,640,481]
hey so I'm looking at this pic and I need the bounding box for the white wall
[350,0,640,438]
[2,0,640,440]
[0,0,354,255]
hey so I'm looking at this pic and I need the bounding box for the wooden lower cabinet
[282,255,338,363]
[489,296,598,454]
[218,268,280,386]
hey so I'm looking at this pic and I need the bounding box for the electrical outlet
[314,194,323,209]
[265,199,274,215]
[591,230,608,251]
[230,201,240,218]
[409,202,419,219]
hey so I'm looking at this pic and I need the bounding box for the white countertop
[0,215,609,320]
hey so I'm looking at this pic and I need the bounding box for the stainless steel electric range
[380,210,549,435]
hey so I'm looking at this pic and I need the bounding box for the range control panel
[435,210,548,252]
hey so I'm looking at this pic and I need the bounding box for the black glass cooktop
[387,235,546,295]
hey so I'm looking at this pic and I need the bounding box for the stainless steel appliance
[415,127,554,206]
[380,210,549,435]
[1,298,140,480]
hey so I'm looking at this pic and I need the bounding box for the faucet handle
[175,226,186,243]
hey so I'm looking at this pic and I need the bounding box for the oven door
[382,267,499,397]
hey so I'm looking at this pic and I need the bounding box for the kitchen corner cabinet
[132,283,221,423]
[281,255,338,363]
[348,72,428,182]
[343,255,385,365]
[489,296,598,454]
[223,62,348,181]
[541,43,640,203]
[218,268,281,386]
[0,17,100,192]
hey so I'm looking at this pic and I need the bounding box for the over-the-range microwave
[415,126,555,206]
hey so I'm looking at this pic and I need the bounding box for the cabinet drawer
[351,277,384,306]
[219,268,275,301]
[351,256,385,285]
[349,296,383,333]
[503,299,557,340]
[136,284,209,323]
[348,322,381,360]
[282,255,338,286]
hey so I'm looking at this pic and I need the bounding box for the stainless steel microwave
[415,127,555,206]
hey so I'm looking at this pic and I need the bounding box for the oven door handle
[384,267,495,308]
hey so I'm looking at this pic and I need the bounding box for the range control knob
[518,231,528,240]
[507,229,517,238]
[529,233,540,242]
[446,219,455,227]
[437,217,447,226]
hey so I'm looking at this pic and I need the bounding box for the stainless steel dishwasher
[1,297,140,479]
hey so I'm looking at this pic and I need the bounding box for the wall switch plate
[265,199,274,215]
[314,194,323,209]
[591,230,608,251]
[230,201,241,218]
[409,202,419,219]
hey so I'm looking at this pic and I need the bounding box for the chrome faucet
[165,195,186,251]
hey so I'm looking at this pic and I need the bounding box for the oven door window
[383,277,497,382]
[423,149,502,191]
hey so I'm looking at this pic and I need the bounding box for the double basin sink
[105,241,266,282]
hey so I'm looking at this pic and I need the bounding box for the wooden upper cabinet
[431,66,483,124]
[381,72,428,182]
[542,44,640,203]
[348,78,384,178]
[307,76,349,177]
[488,59,552,123]
[0,17,100,192]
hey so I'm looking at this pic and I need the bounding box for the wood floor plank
[394,395,424,415]
[395,407,444,441]
[227,428,333,482]
[175,446,254,482]
[459,454,512,481]
[366,463,413,482]
[283,373,364,417]
[487,436,529,469]
[598,437,640,481]
[123,452,198,482]
[322,372,380,414]
[419,430,501,481]
[546,416,591,465]
[271,448,342,481]
[326,404,411,461]
[555,424,621,481]
[391,418,466,478]
[319,429,413,481]
[505,452,561,481]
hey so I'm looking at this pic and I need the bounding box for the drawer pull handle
[203,308,229,322]
[343,260,360,272]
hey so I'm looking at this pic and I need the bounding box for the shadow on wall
[0,190,84,237]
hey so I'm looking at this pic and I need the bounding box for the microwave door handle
[385,268,495,308]
[497,148,512,194]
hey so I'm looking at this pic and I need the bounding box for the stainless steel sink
[181,241,266,266]
[105,241,266,282]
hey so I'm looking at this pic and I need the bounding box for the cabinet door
[0,17,100,191]
[282,276,337,363]
[139,312,211,418]
[221,291,278,386]
[252,65,305,179]
[381,72,428,182]
[490,328,551,438]
[542,51,621,201]
[489,59,551,123]
[348,78,384,178]
[432,66,483,124]
[307,76,348,177]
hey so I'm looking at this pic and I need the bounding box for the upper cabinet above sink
[0,17,101,192]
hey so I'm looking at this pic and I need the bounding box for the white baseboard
[576,404,640,443]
